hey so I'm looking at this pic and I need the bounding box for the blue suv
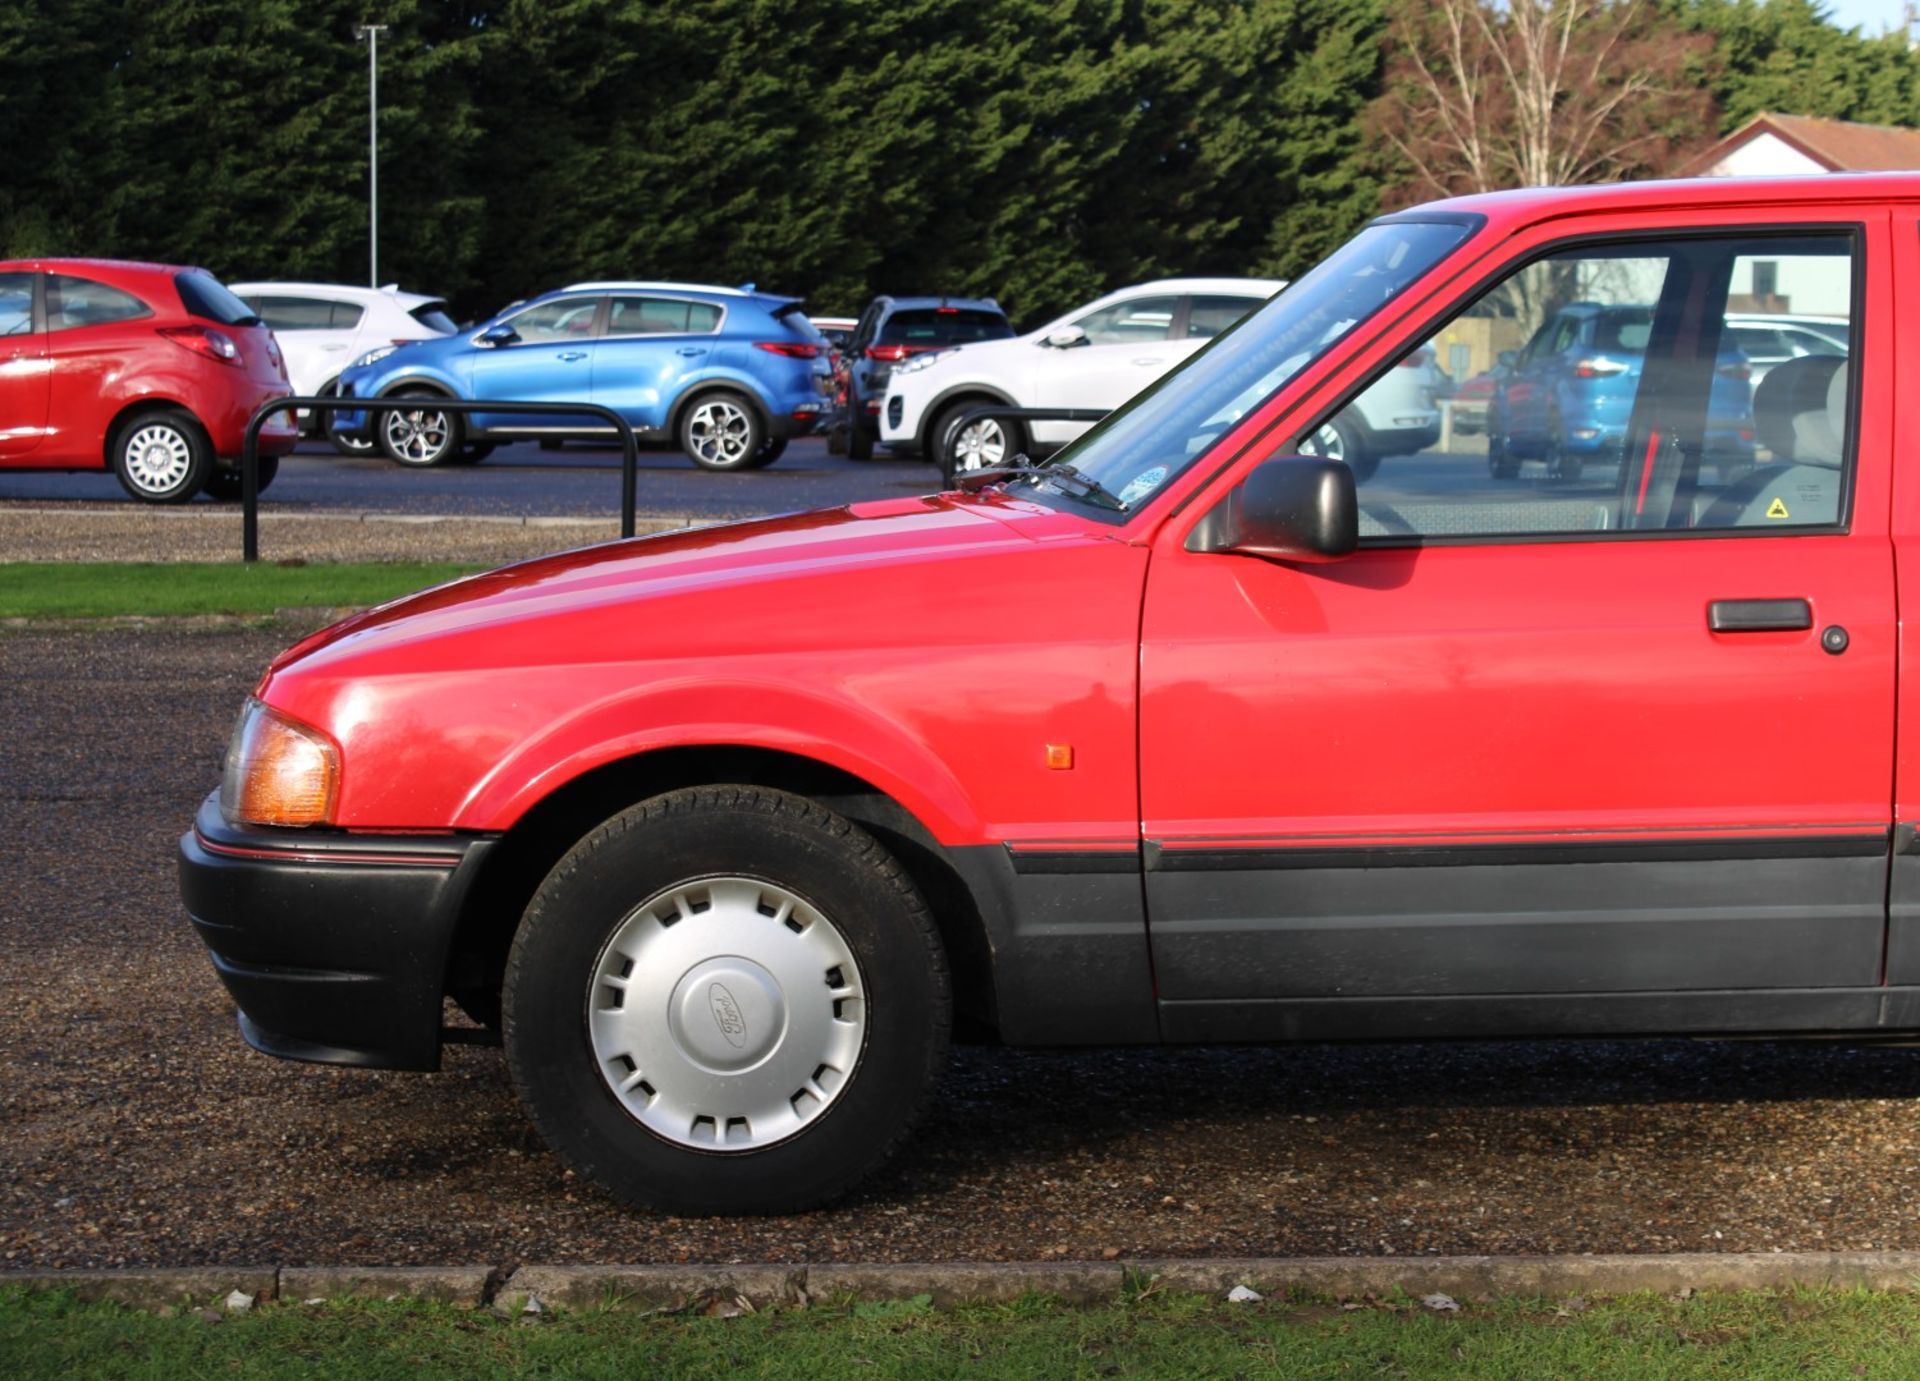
[332,282,832,470]
[1488,303,1756,482]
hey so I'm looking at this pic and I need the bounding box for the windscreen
[878,308,1013,347]
[1021,218,1476,514]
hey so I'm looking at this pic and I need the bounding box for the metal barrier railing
[240,396,642,562]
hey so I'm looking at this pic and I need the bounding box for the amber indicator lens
[220,698,340,827]
[1045,743,1074,770]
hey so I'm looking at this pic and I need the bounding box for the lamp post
[354,23,388,288]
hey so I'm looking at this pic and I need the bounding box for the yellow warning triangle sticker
[1765,497,1790,520]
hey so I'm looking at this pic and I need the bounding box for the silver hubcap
[588,876,866,1151]
[950,419,1007,472]
[1308,423,1345,461]
[687,401,754,466]
[122,424,192,493]
[385,404,451,463]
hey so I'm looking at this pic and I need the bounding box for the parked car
[840,296,1013,460]
[879,278,1281,480]
[1724,313,1848,386]
[331,281,832,471]
[808,315,858,361]
[231,281,457,455]
[0,258,295,501]
[184,173,1892,1216]
[1486,302,1756,482]
[1295,341,1445,481]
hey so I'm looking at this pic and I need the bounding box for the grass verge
[0,562,486,619]
[4,1284,1917,1379]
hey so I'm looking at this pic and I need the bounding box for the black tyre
[679,391,766,471]
[202,456,280,501]
[379,389,463,467]
[826,420,848,456]
[1487,429,1519,480]
[933,403,1026,486]
[502,786,951,1215]
[539,438,566,452]
[845,410,875,460]
[449,441,497,466]
[1544,414,1582,482]
[110,407,214,503]
[1300,414,1376,483]
[745,436,788,470]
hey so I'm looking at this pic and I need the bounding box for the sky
[1820,0,1908,37]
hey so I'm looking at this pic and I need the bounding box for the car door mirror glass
[1188,457,1357,563]
[1045,325,1089,349]
[477,324,519,347]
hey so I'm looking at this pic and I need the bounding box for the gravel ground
[7,626,1920,1270]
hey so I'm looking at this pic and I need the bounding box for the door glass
[606,297,722,335]
[504,297,601,343]
[0,273,33,335]
[1185,295,1263,339]
[46,275,151,331]
[1300,235,1855,539]
[329,301,367,330]
[1073,296,1181,344]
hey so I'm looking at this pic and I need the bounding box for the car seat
[1695,354,1847,528]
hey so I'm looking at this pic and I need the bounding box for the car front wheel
[502,786,951,1215]
[380,390,462,467]
[934,404,1025,486]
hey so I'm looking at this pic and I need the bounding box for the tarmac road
[8,625,1920,1270]
[0,436,945,522]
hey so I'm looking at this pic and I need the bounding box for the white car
[231,282,458,453]
[879,278,1283,478]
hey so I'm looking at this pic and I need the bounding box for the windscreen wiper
[954,457,1128,511]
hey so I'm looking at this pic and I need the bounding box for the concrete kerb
[10,1252,1920,1314]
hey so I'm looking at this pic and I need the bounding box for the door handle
[676,347,707,357]
[321,344,349,352]
[1708,598,1812,632]
[1131,357,1164,367]
[556,351,588,362]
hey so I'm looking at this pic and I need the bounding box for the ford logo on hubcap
[708,982,748,1048]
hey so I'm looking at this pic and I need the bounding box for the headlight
[220,698,340,827]
[892,349,954,377]
[352,344,399,368]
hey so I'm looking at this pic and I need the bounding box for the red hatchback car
[0,258,296,502]
[182,174,1909,1214]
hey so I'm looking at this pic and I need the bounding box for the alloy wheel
[686,400,754,467]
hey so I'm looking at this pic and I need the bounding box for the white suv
[231,282,458,453]
[879,278,1283,478]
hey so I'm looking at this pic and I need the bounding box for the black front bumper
[178,793,496,1071]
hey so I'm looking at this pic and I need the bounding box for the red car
[0,258,297,502]
[183,173,1901,1215]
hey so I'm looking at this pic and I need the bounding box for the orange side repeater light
[221,698,341,827]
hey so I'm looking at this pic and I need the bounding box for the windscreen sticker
[1117,466,1168,508]
[1766,497,1790,520]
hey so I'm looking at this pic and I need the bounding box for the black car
[838,295,1013,459]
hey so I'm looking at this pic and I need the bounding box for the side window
[606,296,721,335]
[1298,234,1855,540]
[504,297,602,343]
[46,274,151,331]
[1185,295,1262,339]
[850,305,881,352]
[331,301,367,330]
[248,296,337,331]
[0,272,34,336]
[1073,295,1180,344]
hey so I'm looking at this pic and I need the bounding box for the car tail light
[221,698,340,827]
[158,326,241,366]
[865,399,882,414]
[867,344,937,362]
[1573,357,1630,379]
[1716,361,1752,381]
[755,341,821,359]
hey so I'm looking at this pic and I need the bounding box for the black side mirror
[1187,457,1357,563]
[477,324,519,347]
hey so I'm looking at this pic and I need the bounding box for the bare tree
[1368,0,1716,203]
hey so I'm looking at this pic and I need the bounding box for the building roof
[1680,113,1920,175]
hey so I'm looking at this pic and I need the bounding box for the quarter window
[1298,234,1857,540]
[606,297,721,335]
[46,274,151,331]
[246,296,352,331]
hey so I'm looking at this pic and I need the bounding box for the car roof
[1104,277,1287,296]
[229,281,448,309]
[872,295,1004,314]
[563,281,755,298]
[1407,171,1920,229]
[0,257,197,280]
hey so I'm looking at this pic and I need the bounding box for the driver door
[0,271,47,459]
